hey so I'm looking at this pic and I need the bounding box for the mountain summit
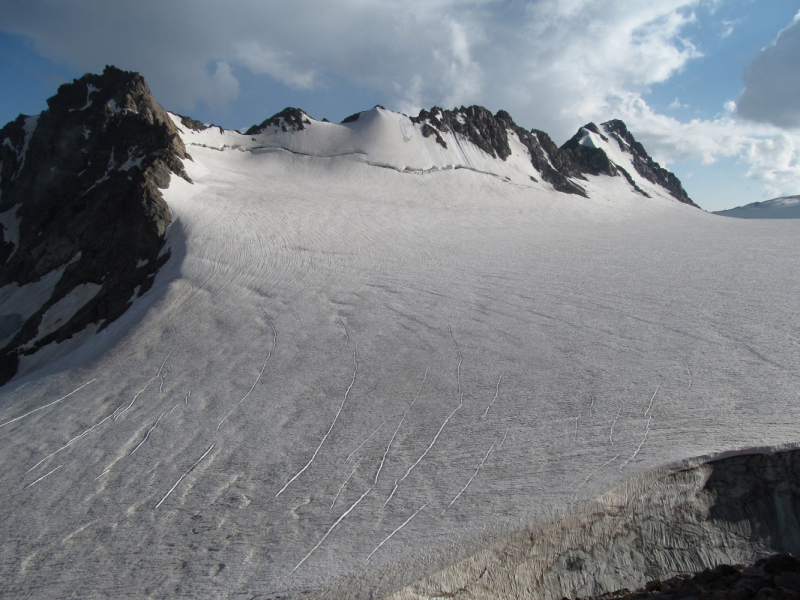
[0,66,190,383]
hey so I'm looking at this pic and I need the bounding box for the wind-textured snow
[0,108,798,599]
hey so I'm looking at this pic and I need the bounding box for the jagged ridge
[411,106,589,196]
[562,120,697,207]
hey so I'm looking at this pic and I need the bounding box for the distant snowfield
[714,195,800,219]
[1,113,799,599]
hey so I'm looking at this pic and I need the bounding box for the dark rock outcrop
[388,448,800,600]
[412,106,589,196]
[176,114,215,132]
[561,122,619,177]
[573,554,800,600]
[562,120,697,207]
[0,65,190,384]
[246,107,311,134]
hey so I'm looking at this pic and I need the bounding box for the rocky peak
[246,107,312,135]
[0,65,190,384]
[562,120,697,207]
[560,123,619,178]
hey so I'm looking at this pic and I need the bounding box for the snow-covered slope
[0,69,798,600]
[171,107,551,188]
[714,195,800,219]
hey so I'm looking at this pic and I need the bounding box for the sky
[1,0,798,211]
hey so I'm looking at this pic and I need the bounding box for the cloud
[234,41,317,90]
[720,18,740,39]
[736,10,800,129]
[607,92,800,197]
[0,0,703,138]
[0,0,796,198]
[743,133,800,196]
[206,61,240,109]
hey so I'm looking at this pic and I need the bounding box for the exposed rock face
[411,106,589,196]
[387,449,800,600]
[0,65,190,384]
[562,120,697,207]
[572,554,800,600]
[246,107,311,134]
[176,114,214,132]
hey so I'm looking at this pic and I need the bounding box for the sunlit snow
[0,108,798,598]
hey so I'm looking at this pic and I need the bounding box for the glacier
[0,69,798,599]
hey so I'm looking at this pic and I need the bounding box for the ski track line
[337,318,349,349]
[331,458,363,510]
[578,454,620,489]
[25,464,63,489]
[620,416,652,471]
[27,410,115,473]
[114,344,178,421]
[130,413,165,455]
[449,325,463,406]
[499,426,509,448]
[385,402,462,507]
[346,421,386,463]
[217,318,277,431]
[0,378,97,430]
[154,444,215,509]
[384,333,466,505]
[366,503,426,563]
[442,444,493,515]
[375,368,428,484]
[276,343,358,498]
[171,324,198,352]
[482,368,506,419]
[589,393,595,417]
[644,383,660,417]
[684,358,692,389]
[609,404,622,446]
[292,486,372,573]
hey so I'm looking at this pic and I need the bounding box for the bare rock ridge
[0,65,191,384]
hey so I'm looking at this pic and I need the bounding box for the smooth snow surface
[0,113,799,599]
[714,195,800,219]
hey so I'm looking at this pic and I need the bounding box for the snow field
[0,134,798,598]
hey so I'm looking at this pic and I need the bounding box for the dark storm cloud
[736,12,800,129]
